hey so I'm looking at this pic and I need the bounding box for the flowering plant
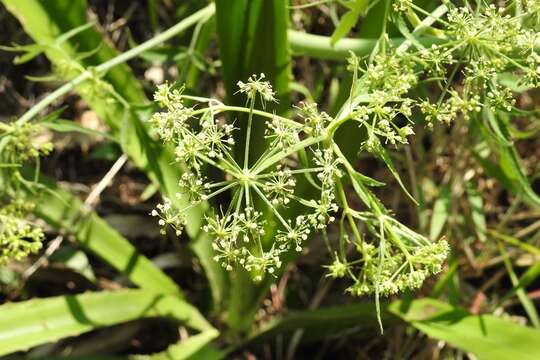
[0,121,51,264]
[150,72,449,298]
[149,1,540,323]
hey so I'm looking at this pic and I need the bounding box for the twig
[23,154,128,279]
[16,3,215,125]
[23,234,64,279]
[84,154,128,208]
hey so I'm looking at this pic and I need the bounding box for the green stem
[192,105,301,128]
[16,3,215,125]
[244,97,256,169]
[287,31,444,61]
[335,178,362,259]
[202,182,238,202]
[255,167,323,178]
[195,153,241,178]
[252,184,292,231]
[252,135,325,175]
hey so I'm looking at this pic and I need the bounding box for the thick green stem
[287,30,443,60]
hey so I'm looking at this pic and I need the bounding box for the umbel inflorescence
[151,0,539,297]
[150,71,448,293]
[151,76,342,281]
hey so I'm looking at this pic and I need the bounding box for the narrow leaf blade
[0,289,212,356]
[390,298,540,360]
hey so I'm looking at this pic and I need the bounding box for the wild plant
[0,0,539,356]
[150,75,449,300]
[150,0,540,327]
[0,120,51,264]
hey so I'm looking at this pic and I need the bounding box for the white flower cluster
[417,3,539,124]
[0,200,44,265]
[0,121,51,265]
[346,2,539,132]
[325,213,449,297]
[150,77,340,279]
[353,91,416,147]
[237,73,277,107]
[0,122,53,164]
[392,0,412,12]
[348,229,449,297]
[419,91,481,126]
[151,197,185,236]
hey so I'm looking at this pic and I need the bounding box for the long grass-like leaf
[239,302,391,351]
[0,289,213,356]
[33,177,182,297]
[390,298,540,360]
[134,331,223,360]
[3,0,228,308]
[214,0,291,331]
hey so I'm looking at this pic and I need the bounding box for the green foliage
[0,289,214,356]
[331,0,370,45]
[390,298,540,360]
[1,0,540,358]
[0,200,44,264]
[243,301,387,348]
[0,106,52,265]
[34,177,183,296]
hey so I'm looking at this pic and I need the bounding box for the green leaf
[0,289,213,356]
[377,145,418,205]
[508,122,540,140]
[476,111,540,208]
[332,0,370,45]
[497,72,536,92]
[474,151,520,196]
[331,7,361,45]
[242,301,390,349]
[497,241,540,328]
[0,43,49,64]
[350,169,384,208]
[134,331,222,360]
[390,298,540,360]
[215,0,290,108]
[429,185,450,241]
[502,261,540,303]
[25,73,61,82]
[42,119,114,140]
[33,176,183,297]
[54,22,95,46]
[498,144,540,208]
[488,230,540,257]
[214,0,291,331]
[50,245,96,282]
[353,169,386,187]
[393,15,425,50]
[484,107,512,146]
[358,0,393,38]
